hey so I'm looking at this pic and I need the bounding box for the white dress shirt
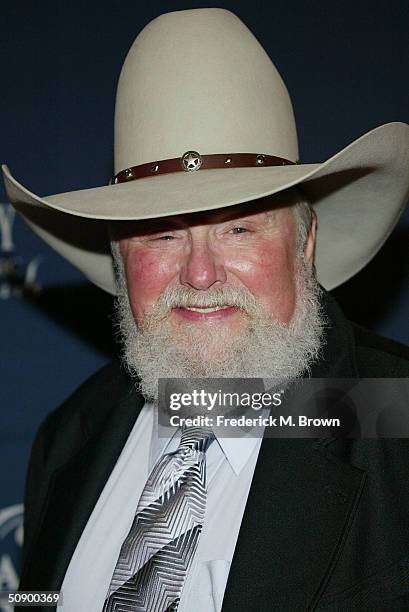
[61,402,264,611]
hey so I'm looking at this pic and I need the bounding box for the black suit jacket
[18,294,409,611]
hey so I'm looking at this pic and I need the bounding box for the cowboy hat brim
[3,122,409,294]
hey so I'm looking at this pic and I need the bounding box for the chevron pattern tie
[102,425,215,612]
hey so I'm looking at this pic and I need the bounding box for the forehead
[110,188,300,239]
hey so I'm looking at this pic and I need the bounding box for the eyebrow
[112,217,187,238]
[145,218,187,231]
[211,204,278,224]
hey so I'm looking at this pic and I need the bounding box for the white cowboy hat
[2,8,409,295]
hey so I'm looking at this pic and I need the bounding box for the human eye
[155,234,175,241]
[147,230,183,244]
[230,226,249,234]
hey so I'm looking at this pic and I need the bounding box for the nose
[179,239,226,290]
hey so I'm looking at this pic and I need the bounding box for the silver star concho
[181,151,203,172]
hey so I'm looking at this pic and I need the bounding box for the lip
[172,305,239,321]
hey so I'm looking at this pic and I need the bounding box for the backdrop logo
[0,204,42,299]
[0,504,23,612]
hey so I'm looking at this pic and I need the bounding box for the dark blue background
[0,0,408,587]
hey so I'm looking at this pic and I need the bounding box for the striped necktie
[103,425,215,612]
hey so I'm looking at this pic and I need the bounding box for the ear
[304,210,317,267]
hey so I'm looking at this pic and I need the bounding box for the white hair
[109,230,325,402]
[292,191,314,252]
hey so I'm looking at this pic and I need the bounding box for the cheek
[230,242,297,323]
[123,248,179,322]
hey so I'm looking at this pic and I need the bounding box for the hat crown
[114,8,299,173]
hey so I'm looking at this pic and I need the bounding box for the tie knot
[179,425,215,453]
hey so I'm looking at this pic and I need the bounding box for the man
[3,7,409,611]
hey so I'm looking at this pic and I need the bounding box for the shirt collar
[214,432,262,475]
[148,402,264,476]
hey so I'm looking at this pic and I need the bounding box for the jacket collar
[310,291,358,379]
[19,369,145,594]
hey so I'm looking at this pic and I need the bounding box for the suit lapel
[222,293,364,611]
[221,438,366,611]
[20,378,144,594]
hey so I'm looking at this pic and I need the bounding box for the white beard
[112,248,326,402]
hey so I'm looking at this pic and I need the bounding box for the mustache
[147,285,262,320]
